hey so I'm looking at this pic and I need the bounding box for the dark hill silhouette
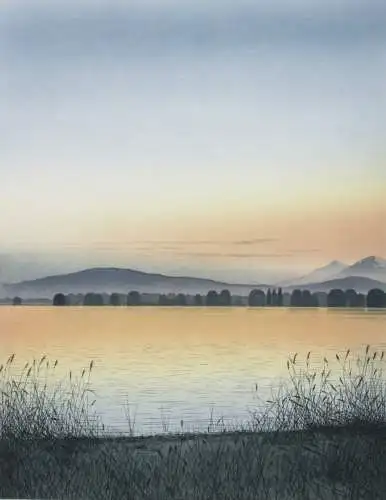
[285,276,386,294]
[4,267,269,298]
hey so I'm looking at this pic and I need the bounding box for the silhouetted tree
[367,288,386,308]
[53,293,66,306]
[219,289,231,306]
[12,296,22,306]
[83,293,103,306]
[266,289,272,306]
[194,294,203,306]
[357,293,366,308]
[277,288,283,307]
[301,290,313,307]
[175,293,187,306]
[83,293,94,306]
[290,289,302,307]
[271,289,277,306]
[74,294,84,306]
[158,294,168,306]
[127,291,141,306]
[95,294,104,306]
[316,292,327,307]
[345,289,359,307]
[283,292,291,307]
[206,290,218,306]
[109,293,121,306]
[311,293,319,307]
[65,294,75,306]
[248,289,265,307]
[327,289,346,308]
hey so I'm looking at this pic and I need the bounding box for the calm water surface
[1,307,385,434]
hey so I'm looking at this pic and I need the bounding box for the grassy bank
[1,346,386,499]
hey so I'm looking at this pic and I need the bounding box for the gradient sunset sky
[1,0,385,282]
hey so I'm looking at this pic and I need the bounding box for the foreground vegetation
[1,346,386,499]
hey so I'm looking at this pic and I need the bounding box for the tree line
[45,287,386,308]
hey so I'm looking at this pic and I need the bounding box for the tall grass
[1,345,386,499]
[253,344,386,433]
[0,354,102,439]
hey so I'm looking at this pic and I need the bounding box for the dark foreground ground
[1,424,385,500]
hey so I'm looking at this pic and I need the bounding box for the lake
[0,307,385,435]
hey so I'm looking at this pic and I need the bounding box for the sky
[1,0,385,282]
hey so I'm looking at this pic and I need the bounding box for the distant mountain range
[1,255,385,298]
[281,260,347,286]
[282,256,386,288]
[338,256,386,282]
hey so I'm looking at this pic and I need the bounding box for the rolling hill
[285,276,386,294]
[3,267,269,298]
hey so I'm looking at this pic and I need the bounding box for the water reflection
[0,307,385,434]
